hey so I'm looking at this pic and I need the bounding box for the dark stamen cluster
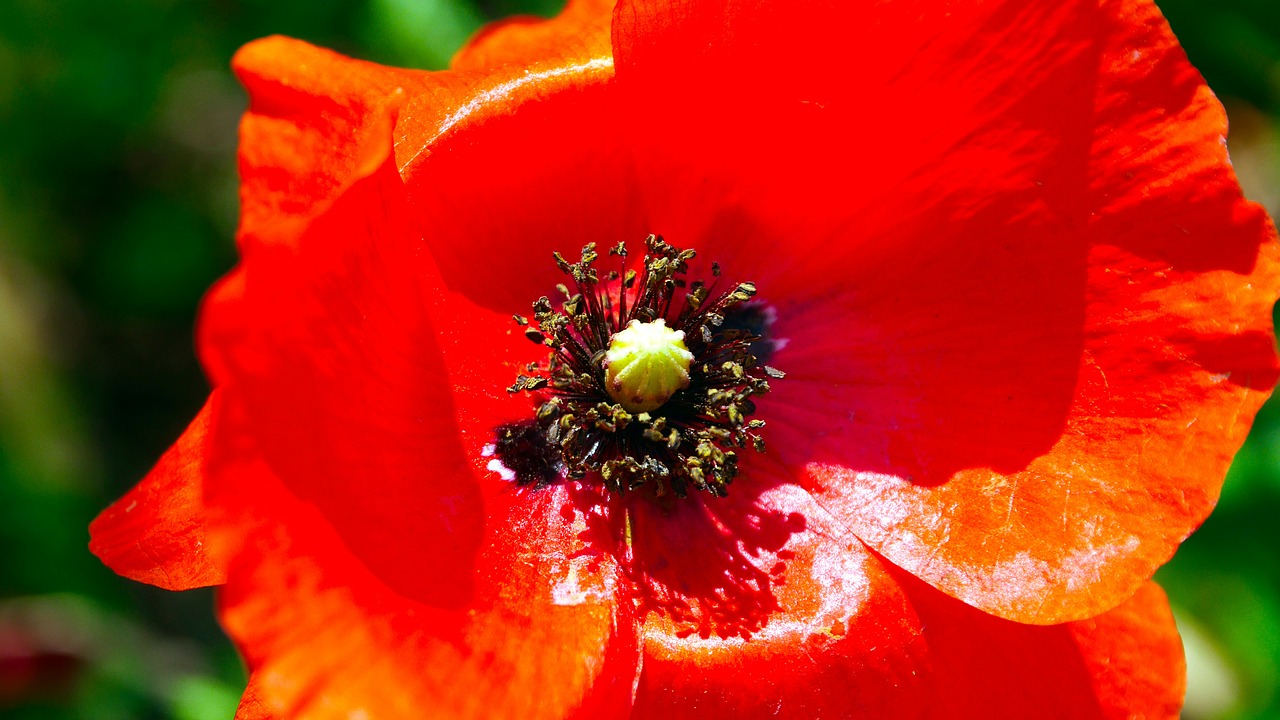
[508,234,783,497]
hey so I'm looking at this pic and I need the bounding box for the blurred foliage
[0,0,1276,718]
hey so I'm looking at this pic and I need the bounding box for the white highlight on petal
[486,458,515,482]
[405,58,615,169]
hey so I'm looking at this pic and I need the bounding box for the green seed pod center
[604,319,694,412]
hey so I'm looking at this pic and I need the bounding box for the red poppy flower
[91,0,1279,717]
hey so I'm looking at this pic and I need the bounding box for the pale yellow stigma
[604,319,694,413]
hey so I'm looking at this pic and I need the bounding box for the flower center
[507,234,783,497]
[604,319,694,412]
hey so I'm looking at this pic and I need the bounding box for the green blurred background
[0,0,1277,718]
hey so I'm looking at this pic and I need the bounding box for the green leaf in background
[365,0,487,68]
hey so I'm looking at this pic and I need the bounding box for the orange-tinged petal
[906,576,1184,719]
[232,36,431,251]
[613,0,1280,623]
[1072,582,1186,718]
[787,0,1279,625]
[234,679,272,720]
[233,23,620,322]
[88,393,228,590]
[234,25,615,255]
[627,480,1184,718]
[451,0,615,71]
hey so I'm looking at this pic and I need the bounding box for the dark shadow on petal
[760,185,1090,487]
[1086,7,1264,277]
[1190,330,1280,390]
[570,473,805,640]
[887,560,1107,718]
[1090,188,1266,277]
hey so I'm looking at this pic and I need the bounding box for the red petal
[234,30,616,259]
[1071,582,1186,718]
[627,480,932,718]
[232,37,432,250]
[210,32,652,718]
[451,0,614,71]
[398,54,628,319]
[233,18,623,300]
[234,25,626,373]
[214,438,640,720]
[614,0,1280,622]
[203,122,645,719]
[88,393,228,590]
[627,481,1183,718]
[204,130,497,606]
[612,0,1104,283]
[906,576,1185,718]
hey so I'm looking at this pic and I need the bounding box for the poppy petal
[88,393,228,590]
[232,36,434,250]
[234,679,271,720]
[213,435,640,720]
[613,0,1280,622]
[388,80,640,459]
[399,50,628,318]
[905,577,1185,718]
[233,31,616,256]
[780,0,1280,624]
[201,133,643,714]
[451,0,614,71]
[627,479,932,718]
[611,0,1104,284]
[235,21,627,319]
[201,123,491,607]
[628,481,1183,718]
[1071,582,1186,718]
